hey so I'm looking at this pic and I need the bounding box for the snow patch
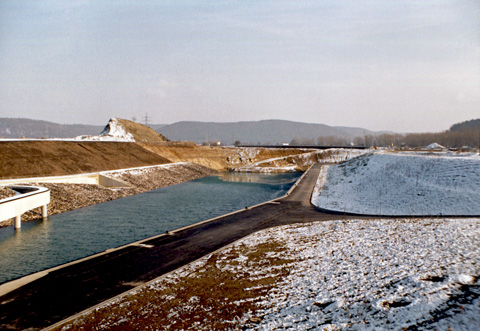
[75,118,135,142]
[242,218,480,330]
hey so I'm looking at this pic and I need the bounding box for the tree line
[290,121,480,149]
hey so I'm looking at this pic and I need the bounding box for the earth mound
[112,118,168,143]
[76,118,168,143]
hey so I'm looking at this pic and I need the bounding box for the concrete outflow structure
[0,186,50,229]
[0,172,129,228]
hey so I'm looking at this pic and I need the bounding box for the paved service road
[0,163,343,330]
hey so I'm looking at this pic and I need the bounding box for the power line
[143,113,150,126]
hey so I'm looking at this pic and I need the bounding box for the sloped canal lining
[0,172,301,285]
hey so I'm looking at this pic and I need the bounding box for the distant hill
[150,124,167,132]
[0,118,103,139]
[450,119,480,132]
[156,120,383,145]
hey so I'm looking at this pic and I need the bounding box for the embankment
[0,141,171,179]
[1,140,315,176]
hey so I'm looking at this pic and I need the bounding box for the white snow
[312,151,480,216]
[241,219,480,330]
[235,165,300,173]
[75,118,135,142]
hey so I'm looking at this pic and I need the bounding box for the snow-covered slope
[75,118,135,142]
[243,218,480,330]
[312,151,480,216]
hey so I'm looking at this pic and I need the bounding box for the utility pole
[143,113,150,126]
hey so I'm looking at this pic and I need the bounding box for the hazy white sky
[0,0,479,132]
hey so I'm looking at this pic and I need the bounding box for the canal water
[0,172,301,284]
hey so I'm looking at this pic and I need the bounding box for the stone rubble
[0,187,17,200]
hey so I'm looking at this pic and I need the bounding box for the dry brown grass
[0,141,171,179]
[56,238,296,330]
[116,119,168,143]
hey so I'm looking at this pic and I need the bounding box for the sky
[0,0,479,133]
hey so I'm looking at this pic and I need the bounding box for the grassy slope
[116,119,168,143]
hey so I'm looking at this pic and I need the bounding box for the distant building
[424,143,447,151]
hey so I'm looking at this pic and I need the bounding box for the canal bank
[0,169,315,330]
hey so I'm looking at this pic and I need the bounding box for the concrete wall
[0,174,99,186]
[98,175,129,188]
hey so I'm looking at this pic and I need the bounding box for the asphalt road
[0,163,343,330]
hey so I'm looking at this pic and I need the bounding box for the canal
[0,172,301,284]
